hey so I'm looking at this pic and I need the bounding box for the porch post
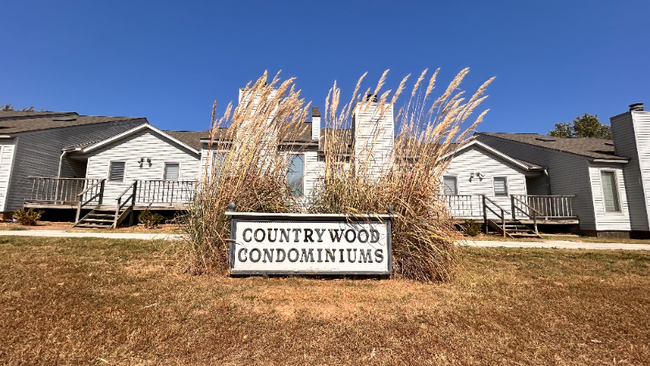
[482,195,488,234]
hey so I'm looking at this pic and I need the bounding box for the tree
[549,113,612,139]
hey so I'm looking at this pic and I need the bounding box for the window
[601,171,621,212]
[287,154,304,197]
[493,177,508,196]
[443,176,458,195]
[108,161,125,182]
[213,152,226,180]
[164,163,180,181]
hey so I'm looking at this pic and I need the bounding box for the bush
[13,208,44,226]
[462,220,482,236]
[138,208,164,229]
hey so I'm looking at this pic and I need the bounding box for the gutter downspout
[58,151,67,178]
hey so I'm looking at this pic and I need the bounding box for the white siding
[85,130,200,202]
[445,146,530,218]
[611,111,649,230]
[588,163,631,231]
[352,103,394,177]
[199,143,322,203]
[0,140,17,212]
[476,135,598,230]
[303,148,320,199]
[631,111,650,224]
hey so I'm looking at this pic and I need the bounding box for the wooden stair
[74,206,132,229]
[487,219,542,239]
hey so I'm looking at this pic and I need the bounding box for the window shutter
[109,162,125,182]
[494,177,508,196]
[443,176,457,195]
[165,163,180,181]
[601,171,620,212]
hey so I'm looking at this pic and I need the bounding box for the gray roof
[0,111,76,120]
[476,132,627,161]
[0,111,146,135]
[165,130,210,150]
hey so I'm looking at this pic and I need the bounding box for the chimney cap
[629,103,644,112]
[365,94,378,102]
[311,106,321,118]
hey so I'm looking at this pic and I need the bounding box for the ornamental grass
[182,72,311,273]
[183,69,494,281]
[311,68,494,281]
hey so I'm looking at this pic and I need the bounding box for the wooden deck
[446,194,579,226]
[25,177,196,212]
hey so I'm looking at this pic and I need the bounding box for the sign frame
[227,212,392,276]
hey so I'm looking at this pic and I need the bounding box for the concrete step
[82,218,115,223]
[75,223,113,228]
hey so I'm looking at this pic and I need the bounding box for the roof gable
[442,140,543,171]
[70,123,200,156]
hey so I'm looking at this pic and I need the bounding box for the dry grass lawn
[1,236,649,365]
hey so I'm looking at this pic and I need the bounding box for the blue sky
[2,0,649,134]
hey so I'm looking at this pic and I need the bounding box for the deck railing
[444,195,483,218]
[27,177,104,205]
[135,180,197,205]
[511,194,575,218]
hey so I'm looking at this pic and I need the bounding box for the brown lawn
[0,236,649,365]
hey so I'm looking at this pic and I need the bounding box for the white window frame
[443,175,458,196]
[108,161,126,183]
[600,170,622,213]
[287,153,305,197]
[493,176,508,197]
[163,162,181,181]
[212,151,227,180]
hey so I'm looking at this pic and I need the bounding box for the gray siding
[526,175,550,195]
[476,134,598,230]
[611,112,649,230]
[6,119,145,212]
[0,140,17,212]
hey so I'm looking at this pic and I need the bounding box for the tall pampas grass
[183,69,493,281]
[311,68,494,281]
[182,72,311,273]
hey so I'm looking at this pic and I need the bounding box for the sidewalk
[2,230,650,250]
[461,239,650,251]
[0,230,183,240]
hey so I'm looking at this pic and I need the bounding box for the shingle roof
[0,111,146,135]
[0,111,76,120]
[199,122,316,144]
[476,132,627,161]
[165,130,210,150]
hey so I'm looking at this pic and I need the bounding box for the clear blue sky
[2,0,649,134]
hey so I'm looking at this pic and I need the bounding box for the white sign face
[230,219,391,275]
